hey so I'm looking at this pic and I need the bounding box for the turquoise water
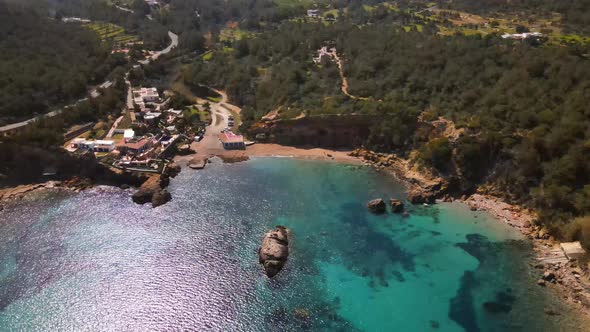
[0,158,584,331]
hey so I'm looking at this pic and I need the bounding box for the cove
[0,158,584,331]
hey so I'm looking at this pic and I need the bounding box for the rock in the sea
[152,189,172,207]
[389,199,404,213]
[259,226,290,278]
[367,198,386,214]
[537,279,546,286]
[407,189,436,205]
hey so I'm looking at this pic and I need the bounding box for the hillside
[0,3,109,123]
[179,0,590,239]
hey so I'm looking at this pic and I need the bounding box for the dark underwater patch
[335,202,416,285]
[455,233,490,263]
[449,271,480,332]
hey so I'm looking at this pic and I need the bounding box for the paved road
[106,115,124,138]
[139,31,178,65]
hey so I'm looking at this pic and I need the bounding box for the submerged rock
[389,199,404,213]
[483,301,512,314]
[259,226,290,278]
[367,198,386,213]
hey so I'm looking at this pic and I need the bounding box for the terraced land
[83,22,141,47]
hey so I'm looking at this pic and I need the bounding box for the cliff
[248,114,374,148]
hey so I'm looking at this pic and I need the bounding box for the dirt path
[331,52,369,101]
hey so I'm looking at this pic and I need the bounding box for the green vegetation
[219,27,257,42]
[83,22,140,47]
[201,52,213,61]
[117,113,133,129]
[441,0,590,35]
[0,4,125,123]
[185,106,211,124]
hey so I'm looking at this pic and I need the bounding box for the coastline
[2,143,589,320]
[349,148,590,319]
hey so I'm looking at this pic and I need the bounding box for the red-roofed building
[116,138,153,155]
[219,132,245,150]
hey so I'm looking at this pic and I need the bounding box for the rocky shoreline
[349,147,590,319]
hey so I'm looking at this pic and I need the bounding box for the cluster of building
[133,87,161,112]
[501,32,543,40]
[307,9,336,21]
[65,85,187,172]
[313,46,337,65]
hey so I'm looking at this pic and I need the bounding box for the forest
[0,4,115,123]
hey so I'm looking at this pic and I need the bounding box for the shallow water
[0,158,584,331]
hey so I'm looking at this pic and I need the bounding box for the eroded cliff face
[248,115,373,148]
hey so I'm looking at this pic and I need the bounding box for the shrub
[563,216,590,250]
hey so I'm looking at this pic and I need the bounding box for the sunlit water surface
[0,158,585,331]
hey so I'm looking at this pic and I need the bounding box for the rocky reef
[259,226,290,278]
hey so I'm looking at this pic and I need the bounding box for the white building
[124,129,135,142]
[501,32,543,40]
[71,138,115,152]
[307,9,320,18]
[133,87,160,110]
[313,47,335,65]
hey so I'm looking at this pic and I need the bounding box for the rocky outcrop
[177,144,194,155]
[407,189,436,205]
[132,175,172,208]
[189,157,207,169]
[132,176,160,204]
[163,162,181,178]
[389,199,404,213]
[152,189,172,207]
[259,226,290,278]
[367,198,386,213]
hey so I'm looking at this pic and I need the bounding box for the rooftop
[117,138,151,150]
[219,132,244,144]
